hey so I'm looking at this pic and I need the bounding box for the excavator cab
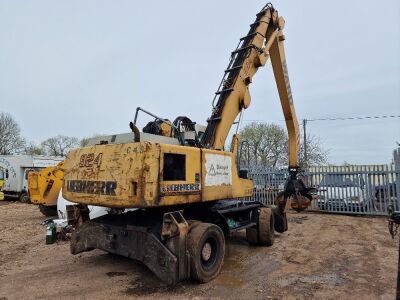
[132,107,206,147]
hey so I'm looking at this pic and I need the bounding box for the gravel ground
[0,201,398,299]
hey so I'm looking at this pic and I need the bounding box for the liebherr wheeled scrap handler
[63,3,315,285]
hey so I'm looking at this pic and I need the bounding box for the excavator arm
[201,4,288,151]
[269,26,299,169]
[202,3,315,213]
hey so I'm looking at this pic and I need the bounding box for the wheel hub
[201,242,212,261]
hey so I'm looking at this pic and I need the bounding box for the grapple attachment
[275,167,316,213]
[290,194,312,212]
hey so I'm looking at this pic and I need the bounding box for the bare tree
[41,135,79,157]
[239,122,328,167]
[24,142,46,155]
[240,122,288,167]
[0,112,25,155]
[299,134,329,167]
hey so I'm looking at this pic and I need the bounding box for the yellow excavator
[0,168,5,201]
[62,3,315,285]
[28,162,64,216]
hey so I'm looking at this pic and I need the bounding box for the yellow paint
[0,167,5,200]
[28,162,64,206]
[60,5,301,210]
[62,141,253,208]
[0,179,4,201]
[205,9,299,167]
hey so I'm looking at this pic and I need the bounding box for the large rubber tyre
[246,227,259,245]
[39,205,58,217]
[273,208,288,233]
[246,207,275,246]
[19,192,30,203]
[258,207,275,246]
[187,222,225,283]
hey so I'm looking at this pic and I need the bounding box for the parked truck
[0,155,64,202]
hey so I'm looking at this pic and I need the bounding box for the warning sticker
[204,153,232,186]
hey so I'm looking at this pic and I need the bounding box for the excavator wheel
[187,222,225,283]
[246,227,259,245]
[258,207,275,246]
[246,207,275,246]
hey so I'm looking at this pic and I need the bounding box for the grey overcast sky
[0,0,399,164]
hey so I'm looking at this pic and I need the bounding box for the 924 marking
[79,153,103,168]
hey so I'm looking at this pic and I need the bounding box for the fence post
[394,148,400,210]
[303,119,308,167]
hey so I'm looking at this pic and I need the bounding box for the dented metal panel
[63,141,253,208]
[28,162,64,206]
[63,142,160,208]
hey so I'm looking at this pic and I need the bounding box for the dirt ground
[0,201,398,300]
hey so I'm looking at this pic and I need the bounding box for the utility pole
[303,119,308,167]
[247,143,250,167]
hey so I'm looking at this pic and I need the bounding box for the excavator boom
[269,27,300,168]
[202,4,299,170]
[201,3,313,212]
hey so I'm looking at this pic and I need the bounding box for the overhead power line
[240,114,400,165]
[243,114,400,123]
[306,115,400,122]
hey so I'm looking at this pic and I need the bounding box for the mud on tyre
[246,207,275,246]
[187,222,225,283]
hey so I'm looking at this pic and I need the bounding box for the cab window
[163,153,185,181]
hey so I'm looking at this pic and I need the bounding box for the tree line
[0,111,329,166]
[0,112,90,157]
[238,122,328,168]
